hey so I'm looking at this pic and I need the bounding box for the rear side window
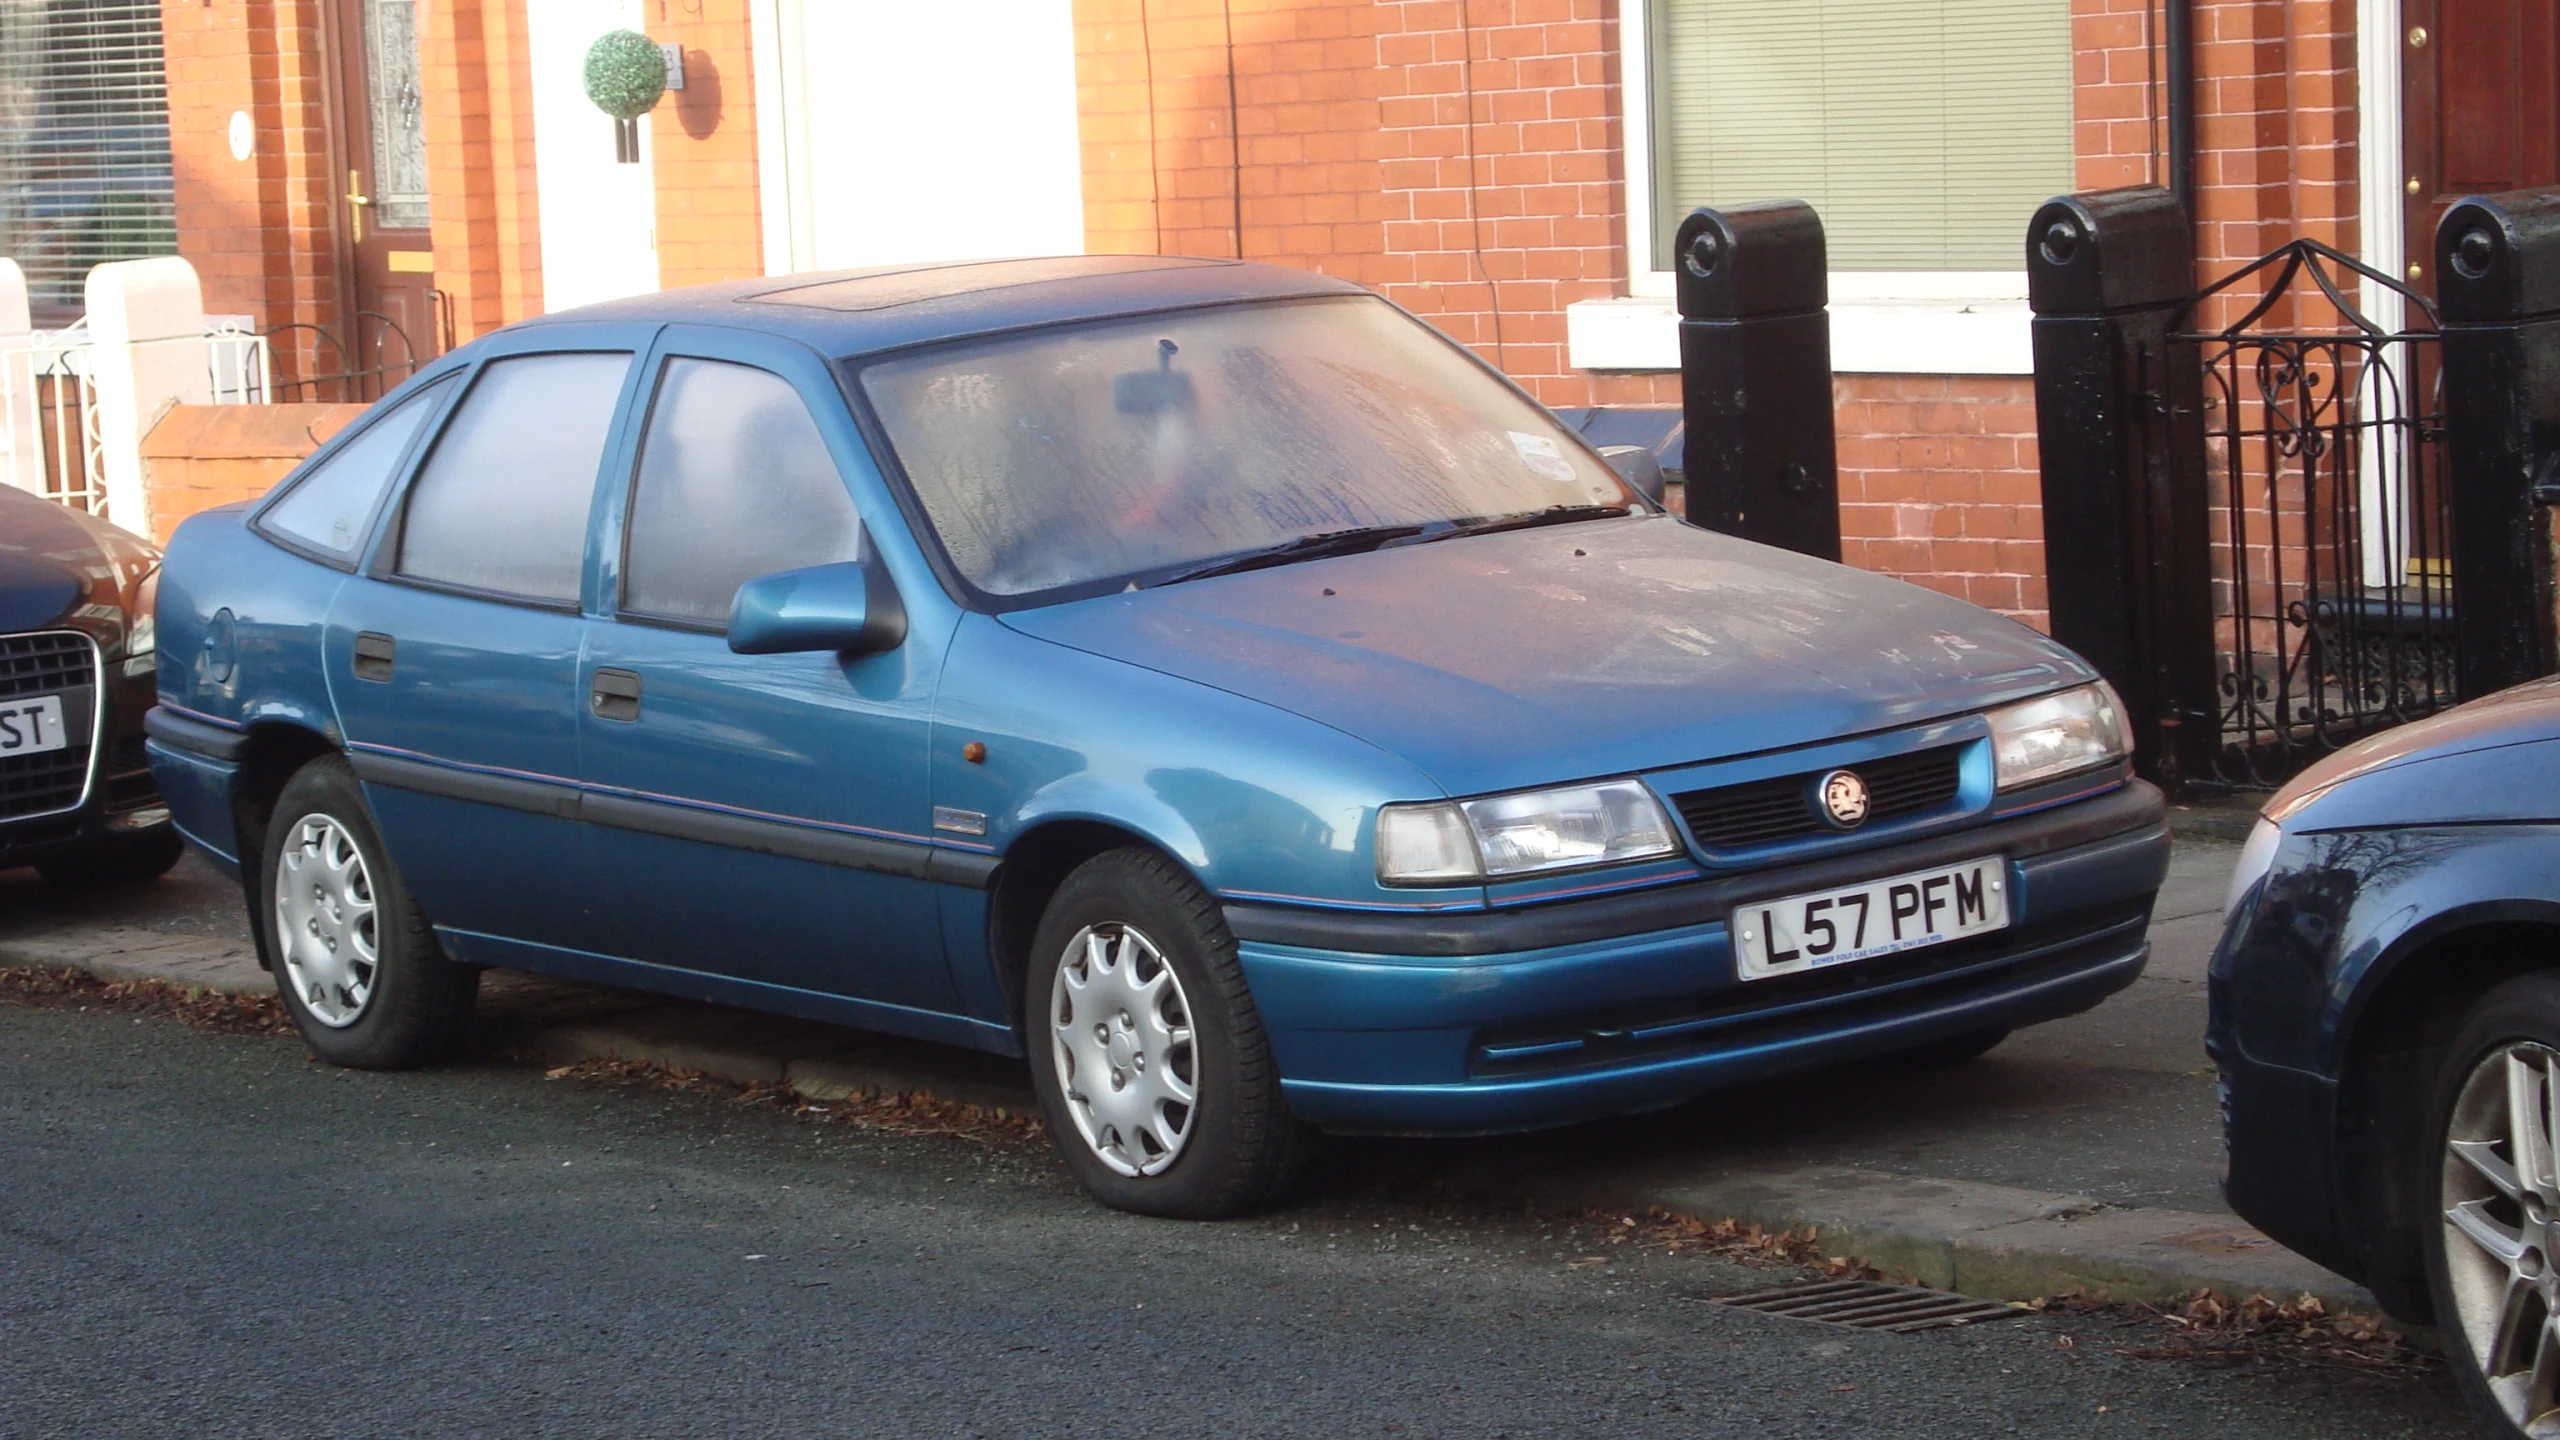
[260,376,453,560]
[621,358,860,625]
[397,352,631,603]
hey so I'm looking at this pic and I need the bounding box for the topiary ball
[583,29,666,122]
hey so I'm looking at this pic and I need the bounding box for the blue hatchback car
[146,256,2169,1216]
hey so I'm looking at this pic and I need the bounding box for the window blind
[0,0,177,324]
[1649,0,2074,271]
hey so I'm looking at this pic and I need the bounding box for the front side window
[260,375,453,560]
[622,358,861,626]
[396,352,631,603]
[1645,0,2073,272]
[858,296,1636,603]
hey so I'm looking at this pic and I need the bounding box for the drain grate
[1707,1280,2027,1333]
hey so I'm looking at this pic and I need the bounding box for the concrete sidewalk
[1,832,2366,1313]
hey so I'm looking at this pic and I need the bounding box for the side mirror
[1597,444,1667,505]
[727,559,907,656]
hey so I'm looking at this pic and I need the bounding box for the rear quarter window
[258,376,454,560]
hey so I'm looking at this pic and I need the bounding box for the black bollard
[1674,202,1840,561]
[2436,189,2560,698]
[2025,185,2213,787]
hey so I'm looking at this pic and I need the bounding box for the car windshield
[855,295,1640,603]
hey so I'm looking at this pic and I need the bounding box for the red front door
[2402,0,2560,286]
[328,0,440,397]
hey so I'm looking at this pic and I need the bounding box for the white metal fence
[0,256,272,532]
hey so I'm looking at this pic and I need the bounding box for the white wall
[751,0,1085,276]
[526,0,662,312]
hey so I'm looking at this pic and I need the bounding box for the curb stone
[6,931,2386,1317]
[1518,1164,2386,1316]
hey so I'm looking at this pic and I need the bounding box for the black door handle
[352,632,395,682]
[591,668,642,721]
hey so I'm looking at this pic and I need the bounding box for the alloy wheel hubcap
[2444,1041,2560,1434]
[274,812,379,1028]
[1050,923,1196,1177]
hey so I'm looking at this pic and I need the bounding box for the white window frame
[1568,0,2041,375]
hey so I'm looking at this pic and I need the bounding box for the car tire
[2423,973,2560,1439]
[260,754,476,1069]
[1024,847,1309,1218]
[1882,1026,2010,1070]
[35,824,184,889]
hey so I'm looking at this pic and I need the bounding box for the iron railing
[2173,239,2453,788]
[259,309,428,403]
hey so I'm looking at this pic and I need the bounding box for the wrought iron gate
[2027,186,2560,795]
[2175,240,2455,787]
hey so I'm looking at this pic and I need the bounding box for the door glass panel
[261,375,452,558]
[363,0,430,229]
[399,352,630,603]
[623,358,861,625]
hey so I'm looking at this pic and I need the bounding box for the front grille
[0,631,96,823]
[0,630,93,700]
[1673,745,1964,851]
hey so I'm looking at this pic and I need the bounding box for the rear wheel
[261,754,476,1069]
[1025,848,1307,1218]
[2424,974,2560,1439]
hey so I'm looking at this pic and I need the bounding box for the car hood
[0,486,154,636]
[2268,673,2560,828]
[999,514,2092,796]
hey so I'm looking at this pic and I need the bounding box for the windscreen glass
[857,296,1635,601]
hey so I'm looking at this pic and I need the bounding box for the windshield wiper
[1409,503,1632,543]
[1149,524,1440,586]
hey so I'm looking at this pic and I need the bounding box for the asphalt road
[0,1001,2473,1439]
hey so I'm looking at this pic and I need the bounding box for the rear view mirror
[727,559,907,656]
[1598,444,1667,504]
[1113,337,1195,415]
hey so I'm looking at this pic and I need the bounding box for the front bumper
[0,636,168,869]
[1229,781,2168,1133]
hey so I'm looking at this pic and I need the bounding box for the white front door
[749,0,1086,275]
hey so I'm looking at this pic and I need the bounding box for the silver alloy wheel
[274,812,380,1029]
[2444,1040,2560,1435]
[1049,922,1197,1177]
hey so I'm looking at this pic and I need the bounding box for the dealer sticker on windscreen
[1733,856,2008,981]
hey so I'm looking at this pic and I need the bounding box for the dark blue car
[2212,677,2560,1437]
[145,256,2167,1216]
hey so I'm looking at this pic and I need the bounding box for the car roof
[515,254,1369,359]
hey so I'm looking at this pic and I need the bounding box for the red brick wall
[1835,376,2048,630]
[650,0,765,288]
[139,402,367,544]
[159,1,345,358]
[423,0,545,340]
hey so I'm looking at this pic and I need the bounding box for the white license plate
[1733,856,2009,981]
[0,695,69,757]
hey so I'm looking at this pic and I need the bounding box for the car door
[576,329,960,1016]
[327,332,648,959]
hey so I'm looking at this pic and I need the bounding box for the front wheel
[1025,848,1308,1218]
[2424,974,2560,1439]
[261,754,477,1069]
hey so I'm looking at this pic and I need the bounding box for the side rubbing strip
[348,749,581,819]
[344,748,1000,889]
[581,792,940,880]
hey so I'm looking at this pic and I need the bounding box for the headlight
[1987,681,2131,791]
[2222,816,2282,921]
[1378,779,1679,884]
[128,569,158,657]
